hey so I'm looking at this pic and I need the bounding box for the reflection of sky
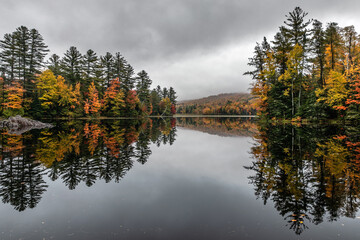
[0,128,359,239]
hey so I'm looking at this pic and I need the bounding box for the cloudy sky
[1,0,360,100]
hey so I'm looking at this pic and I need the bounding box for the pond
[0,117,359,239]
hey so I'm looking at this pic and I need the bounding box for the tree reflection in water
[248,122,360,235]
[0,118,176,211]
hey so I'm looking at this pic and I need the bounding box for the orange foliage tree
[102,78,125,116]
[84,82,101,116]
[3,81,25,116]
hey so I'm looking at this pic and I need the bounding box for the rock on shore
[0,115,53,134]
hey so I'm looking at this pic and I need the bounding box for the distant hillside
[177,93,257,115]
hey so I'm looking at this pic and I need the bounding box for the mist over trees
[0,26,176,118]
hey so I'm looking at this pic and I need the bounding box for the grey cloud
[2,0,360,100]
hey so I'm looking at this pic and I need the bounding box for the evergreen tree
[272,27,291,75]
[0,33,17,82]
[162,87,168,99]
[325,22,342,71]
[82,49,100,90]
[100,52,114,88]
[61,46,82,84]
[47,54,61,77]
[13,26,30,86]
[342,25,358,67]
[169,87,177,105]
[310,20,326,87]
[136,70,152,114]
[122,63,135,91]
[150,88,161,115]
[283,7,311,48]
[112,52,126,80]
[136,70,152,102]
[28,28,48,79]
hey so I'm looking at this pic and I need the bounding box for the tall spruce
[272,27,291,75]
[61,46,82,84]
[136,70,152,102]
[82,49,100,89]
[0,33,17,82]
[28,28,48,79]
[310,20,326,87]
[283,7,311,48]
[122,63,135,91]
[113,52,127,80]
[100,52,114,88]
[325,22,342,71]
[47,54,61,77]
[169,87,177,105]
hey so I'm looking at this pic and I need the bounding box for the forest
[177,93,257,115]
[246,7,360,121]
[0,26,177,119]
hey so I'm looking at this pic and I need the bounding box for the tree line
[0,26,177,118]
[246,7,360,121]
[177,93,257,115]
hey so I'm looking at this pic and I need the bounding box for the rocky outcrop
[0,115,53,134]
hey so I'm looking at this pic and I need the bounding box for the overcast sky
[2,0,360,100]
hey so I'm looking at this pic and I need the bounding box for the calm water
[0,117,360,239]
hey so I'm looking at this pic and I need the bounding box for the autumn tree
[279,44,305,117]
[84,82,101,116]
[102,78,125,116]
[3,80,25,117]
[36,70,82,117]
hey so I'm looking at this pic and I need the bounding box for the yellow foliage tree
[316,70,349,110]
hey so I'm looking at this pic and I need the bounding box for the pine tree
[272,27,291,75]
[13,26,30,86]
[0,33,17,82]
[122,63,135,91]
[100,52,114,88]
[28,28,48,80]
[283,7,311,48]
[61,46,82,84]
[82,49,100,90]
[150,88,161,115]
[169,87,177,105]
[245,37,272,86]
[325,22,342,71]
[47,54,61,77]
[310,20,326,87]
[136,70,152,102]
[112,52,127,80]
[136,70,152,114]
[342,26,358,67]
[162,87,168,99]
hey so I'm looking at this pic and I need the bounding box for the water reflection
[248,123,360,235]
[177,117,258,137]
[0,118,176,211]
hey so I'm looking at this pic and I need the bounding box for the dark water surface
[0,117,360,239]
